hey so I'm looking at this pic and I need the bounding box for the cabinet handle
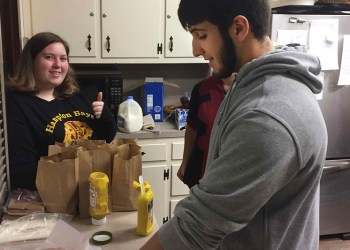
[106,36,111,53]
[169,36,173,52]
[323,160,350,175]
[157,43,163,55]
[103,13,107,18]
[90,12,94,17]
[87,34,92,52]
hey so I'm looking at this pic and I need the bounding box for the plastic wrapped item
[175,108,189,130]
[142,114,155,130]
[0,212,72,245]
[4,188,44,217]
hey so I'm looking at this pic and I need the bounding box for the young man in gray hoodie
[141,0,327,249]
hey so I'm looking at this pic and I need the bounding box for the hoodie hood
[237,49,323,94]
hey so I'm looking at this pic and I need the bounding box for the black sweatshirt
[5,89,117,190]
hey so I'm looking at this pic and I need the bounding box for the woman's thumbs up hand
[92,92,104,119]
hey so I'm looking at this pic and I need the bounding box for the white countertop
[71,212,158,249]
[115,120,185,139]
[0,212,158,250]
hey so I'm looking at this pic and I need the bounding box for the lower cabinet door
[142,164,168,225]
[171,164,189,196]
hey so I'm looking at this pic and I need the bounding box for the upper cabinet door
[164,0,195,58]
[101,0,162,58]
[29,0,97,58]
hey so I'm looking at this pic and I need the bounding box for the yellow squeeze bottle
[89,172,109,225]
[133,176,154,236]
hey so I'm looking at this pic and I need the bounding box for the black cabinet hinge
[163,216,169,224]
[157,43,163,55]
[164,169,169,180]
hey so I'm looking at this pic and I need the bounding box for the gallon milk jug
[117,96,143,133]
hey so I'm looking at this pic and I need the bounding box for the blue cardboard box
[144,78,164,122]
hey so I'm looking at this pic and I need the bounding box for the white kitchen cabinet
[101,0,162,59]
[18,0,99,58]
[169,163,189,219]
[142,164,168,225]
[139,140,168,225]
[18,0,204,63]
[170,164,189,196]
[269,0,315,8]
[164,0,194,59]
[138,137,188,225]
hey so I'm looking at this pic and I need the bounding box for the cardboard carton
[175,108,189,130]
[144,77,164,122]
[125,77,180,122]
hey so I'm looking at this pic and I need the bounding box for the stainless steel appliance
[271,4,350,238]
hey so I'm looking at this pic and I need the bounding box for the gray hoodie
[158,49,328,250]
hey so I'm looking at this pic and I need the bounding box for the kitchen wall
[118,63,211,106]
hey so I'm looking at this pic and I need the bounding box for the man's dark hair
[178,0,271,40]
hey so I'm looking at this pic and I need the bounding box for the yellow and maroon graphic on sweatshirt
[63,121,93,142]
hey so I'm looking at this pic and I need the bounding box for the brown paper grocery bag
[112,143,142,211]
[78,148,112,218]
[97,138,137,176]
[48,139,104,156]
[112,138,138,146]
[48,143,80,156]
[35,151,79,215]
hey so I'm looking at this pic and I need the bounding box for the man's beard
[212,31,236,79]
